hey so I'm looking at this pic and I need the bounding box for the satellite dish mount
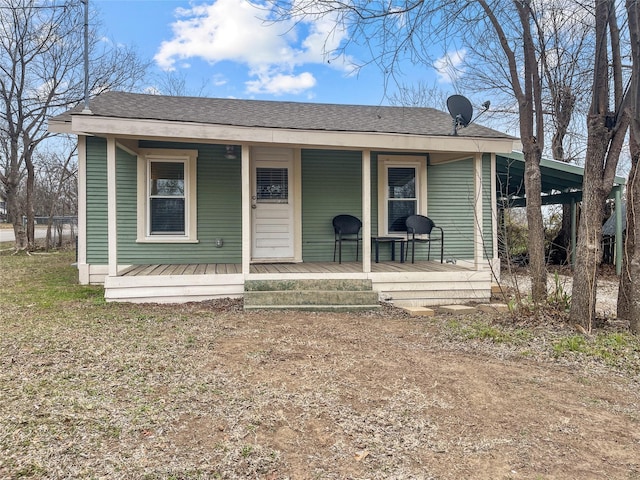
[447,95,473,136]
[446,95,491,135]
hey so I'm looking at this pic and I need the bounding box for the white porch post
[241,144,251,275]
[474,153,484,271]
[491,153,498,261]
[106,136,118,277]
[77,136,88,283]
[362,149,371,273]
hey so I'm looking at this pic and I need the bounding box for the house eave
[48,119,75,134]
[67,115,515,154]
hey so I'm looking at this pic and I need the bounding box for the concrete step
[244,289,380,311]
[244,279,379,311]
[245,279,373,292]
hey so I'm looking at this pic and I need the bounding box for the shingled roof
[52,91,514,140]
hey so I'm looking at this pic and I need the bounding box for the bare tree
[387,81,450,110]
[535,2,594,265]
[569,0,631,330]
[617,0,640,334]
[268,0,549,302]
[467,0,549,302]
[33,141,78,250]
[459,1,595,274]
[151,70,211,97]
[0,0,147,251]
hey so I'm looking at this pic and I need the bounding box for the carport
[495,152,627,274]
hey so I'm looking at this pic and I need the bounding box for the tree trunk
[617,0,639,333]
[523,147,547,302]
[25,156,35,249]
[7,178,27,251]
[570,116,609,330]
[618,149,638,331]
[561,204,572,263]
[550,87,576,266]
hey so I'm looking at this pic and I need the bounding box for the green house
[49,91,516,308]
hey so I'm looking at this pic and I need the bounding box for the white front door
[251,148,295,260]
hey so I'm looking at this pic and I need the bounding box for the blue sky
[92,0,460,106]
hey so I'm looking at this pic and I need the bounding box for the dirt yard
[1,252,640,479]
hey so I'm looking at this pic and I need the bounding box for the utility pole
[81,0,91,114]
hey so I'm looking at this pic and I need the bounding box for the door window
[256,167,288,203]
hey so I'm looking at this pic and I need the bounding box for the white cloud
[246,70,316,95]
[155,0,295,70]
[154,0,352,96]
[211,74,227,87]
[144,86,162,95]
[434,49,466,84]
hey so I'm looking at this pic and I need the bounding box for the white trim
[47,119,74,134]
[362,150,372,273]
[116,139,139,156]
[474,153,483,271]
[70,116,516,154]
[293,149,303,262]
[77,136,88,284]
[241,144,251,275]
[135,148,198,243]
[100,268,488,305]
[377,155,428,236]
[107,137,118,277]
[491,153,498,261]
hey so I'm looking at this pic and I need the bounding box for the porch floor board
[121,261,470,277]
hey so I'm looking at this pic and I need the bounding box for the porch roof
[49,91,516,153]
[51,91,515,138]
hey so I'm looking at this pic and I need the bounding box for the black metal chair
[405,215,444,263]
[332,214,362,263]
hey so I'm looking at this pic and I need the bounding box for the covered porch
[49,92,519,307]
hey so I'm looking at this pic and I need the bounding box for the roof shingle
[52,91,514,140]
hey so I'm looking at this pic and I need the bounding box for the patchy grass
[1,249,640,479]
[445,318,533,344]
[553,332,640,371]
[0,252,103,307]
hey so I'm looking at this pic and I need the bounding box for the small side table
[372,236,406,263]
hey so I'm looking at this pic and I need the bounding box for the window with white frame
[379,156,426,235]
[137,149,198,243]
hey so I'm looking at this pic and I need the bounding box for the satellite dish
[447,95,474,135]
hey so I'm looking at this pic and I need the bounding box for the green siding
[85,138,488,266]
[115,147,136,264]
[85,139,242,266]
[369,153,379,235]
[427,159,476,260]
[86,137,108,264]
[301,150,363,261]
[482,154,495,259]
[120,141,242,264]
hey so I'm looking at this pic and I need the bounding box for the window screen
[149,161,185,234]
[387,167,417,233]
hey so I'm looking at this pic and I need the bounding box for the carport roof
[497,151,626,206]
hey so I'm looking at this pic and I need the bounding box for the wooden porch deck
[107,260,491,306]
[120,260,471,276]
